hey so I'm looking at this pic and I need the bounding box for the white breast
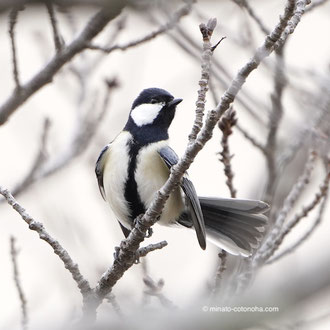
[135,141,185,225]
[103,131,132,229]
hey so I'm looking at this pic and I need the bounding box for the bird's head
[124,88,182,143]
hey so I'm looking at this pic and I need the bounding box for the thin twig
[0,187,91,296]
[235,123,268,156]
[157,16,266,124]
[212,250,227,296]
[136,241,168,259]
[188,18,219,142]
[105,293,123,317]
[10,236,28,330]
[143,276,176,309]
[8,5,24,90]
[305,0,328,13]
[0,118,51,202]
[232,0,270,35]
[267,191,329,264]
[45,1,64,52]
[209,78,268,155]
[0,2,126,125]
[218,107,237,198]
[87,2,192,53]
[255,151,317,264]
[265,168,330,261]
[5,79,117,200]
[264,45,287,203]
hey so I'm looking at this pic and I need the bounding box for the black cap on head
[132,88,175,109]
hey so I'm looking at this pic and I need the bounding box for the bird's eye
[150,99,158,104]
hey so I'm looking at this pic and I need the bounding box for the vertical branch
[218,107,238,198]
[10,236,28,330]
[264,45,287,203]
[188,18,220,142]
[8,6,24,89]
[45,1,64,52]
[212,250,228,296]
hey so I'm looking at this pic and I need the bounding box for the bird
[95,88,269,257]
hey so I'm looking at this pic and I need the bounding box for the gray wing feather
[95,144,111,200]
[199,197,269,214]
[158,146,206,250]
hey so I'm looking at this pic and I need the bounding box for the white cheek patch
[131,103,164,126]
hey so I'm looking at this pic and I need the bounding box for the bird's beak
[168,98,183,107]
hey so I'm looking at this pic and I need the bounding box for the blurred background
[0,0,329,329]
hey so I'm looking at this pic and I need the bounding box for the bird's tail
[199,197,269,257]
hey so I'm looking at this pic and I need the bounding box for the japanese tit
[95,88,269,257]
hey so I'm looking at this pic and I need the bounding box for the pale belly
[103,132,185,229]
[135,141,185,226]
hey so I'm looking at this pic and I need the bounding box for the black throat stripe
[124,139,146,223]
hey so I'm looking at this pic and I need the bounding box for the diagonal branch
[0,187,91,296]
[264,168,330,261]
[0,1,126,126]
[305,0,329,12]
[267,191,329,264]
[87,1,193,53]
[254,150,317,264]
[232,0,270,35]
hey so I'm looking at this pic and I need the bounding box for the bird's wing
[158,146,206,250]
[95,143,111,200]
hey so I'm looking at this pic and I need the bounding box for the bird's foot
[133,215,153,238]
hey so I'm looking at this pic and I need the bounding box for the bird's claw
[113,246,123,266]
[133,215,153,238]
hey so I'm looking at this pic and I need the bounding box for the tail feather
[200,197,269,257]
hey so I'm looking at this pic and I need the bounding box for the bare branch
[143,276,176,309]
[274,0,311,50]
[305,0,329,13]
[212,250,228,296]
[235,123,268,156]
[264,45,287,202]
[8,5,24,90]
[0,118,51,201]
[0,187,91,296]
[4,78,117,201]
[218,107,237,198]
[267,191,329,264]
[232,0,270,35]
[105,293,123,317]
[136,241,168,259]
[0,2,126,126]
[10,236,28,330]
[255,151,317,264]
[87,2,192,53]
[188,17,219,142]
[157,15,267,125]
[45,1,64,52]
[265,168,330,260]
